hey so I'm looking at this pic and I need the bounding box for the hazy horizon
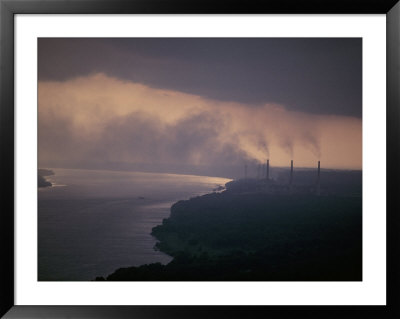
[38,38,362,177]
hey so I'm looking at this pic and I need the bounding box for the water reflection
[38,168,231,281]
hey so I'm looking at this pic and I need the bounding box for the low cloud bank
[39,73,361,176]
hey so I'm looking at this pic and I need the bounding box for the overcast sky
[38,38,362,176]
[39,38,361,117]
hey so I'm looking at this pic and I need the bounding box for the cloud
[38,73,362,174]
[38,38,362,118]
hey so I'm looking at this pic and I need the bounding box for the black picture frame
[1,1,399,318]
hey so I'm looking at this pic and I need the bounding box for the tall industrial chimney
[317,161,321,196]
[290,160,293,186]
[266,159,270,180]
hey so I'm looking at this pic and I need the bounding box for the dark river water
[38,168,231,281]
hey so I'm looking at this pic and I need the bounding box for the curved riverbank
[100,171,362,281]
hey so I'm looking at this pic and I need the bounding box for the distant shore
[38,168,54,188]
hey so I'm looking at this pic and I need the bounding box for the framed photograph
[1,0,399,318]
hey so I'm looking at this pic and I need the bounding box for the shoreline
[36,167,361,281]
[38,168,54,188]
[98,169,362,281]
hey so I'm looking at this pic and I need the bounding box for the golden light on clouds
[38,73,361,171]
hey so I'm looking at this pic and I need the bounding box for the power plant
[234,160,322,195]
[289,160,294,188]
[317,160,321,196]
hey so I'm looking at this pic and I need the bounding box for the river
[38,168,231,281]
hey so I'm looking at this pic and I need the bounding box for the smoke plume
[38,73,362,173]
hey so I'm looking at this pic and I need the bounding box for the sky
[38,38,362,177]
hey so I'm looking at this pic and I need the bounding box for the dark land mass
[99,169,362,281]
[38,169,54,188]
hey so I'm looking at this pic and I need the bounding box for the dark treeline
[98,170,362,281]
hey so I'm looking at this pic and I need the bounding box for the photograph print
[38,38,362,281]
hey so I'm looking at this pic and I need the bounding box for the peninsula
[97,169,362,281]
[38,169,54,188]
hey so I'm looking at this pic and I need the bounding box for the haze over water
[38,168,231,281]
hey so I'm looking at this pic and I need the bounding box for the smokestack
[290,160,293,186]
[317,161,321,196]
[266,159,270,180]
